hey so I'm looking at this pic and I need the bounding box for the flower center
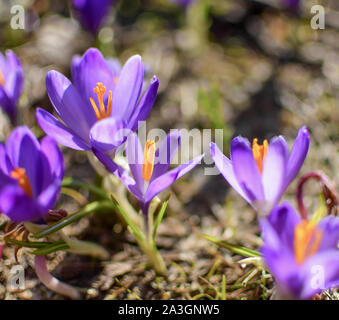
[90,82,112,121]
[10,168,33,197]
[294,220,323,265]
[252,138,268,174]
[142,140,156,182]
[0,68,5,87]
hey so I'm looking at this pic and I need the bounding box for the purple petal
[0,143,13,174]
[231,137,265,202]
[0,185,40,222]
[145,153,204,203]
[150,130,181,183]
[72,48,116,112]
[0,86,15,119]
[93,149,142,199]
[286,126,310,187]
[265,202,301,251]
[300,250,339,299]
[40,136,65,180]
[261,241,302,298]
[6,126,39,165]
[317,216,339,251]
[0,170,16,189]
[73,0,114,34]
[106,57,121,76]
[37,180,60,213]
[128,76,159,132]
[71,54,81,83]
[262,136,288,205]
[4,50,24,102]
[125,132,144,196]
[260,212,301,296]
[36,108,90,151]
[0,52,7,75]
[46,70,95,140]
[89,117,129,153]
[9,127,41,197]
[210,142,250,203]
[112,55,144,120]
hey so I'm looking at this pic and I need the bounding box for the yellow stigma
[10,168,33,198]
[252,138,268,174]
[142,140,156,182]
[0,68,5,87]
[294,220,323,265]
[90,82,112,121]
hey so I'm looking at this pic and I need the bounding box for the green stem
[111,195,167,275]
[147,197,161,243]
[138,238,167,276]
[60,232,109,260]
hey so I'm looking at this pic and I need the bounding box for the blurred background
[0,0,338,299]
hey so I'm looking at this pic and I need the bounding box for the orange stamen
[114,77,118,84]
[252,138,268,174]
[0,68,5,87]
[294,220,323,265]
[10,168,33,197]
[107,90,112,118]
[90,82,112,121]
[142,140,156,182]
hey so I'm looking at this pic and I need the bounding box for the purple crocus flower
[0,127,64,223]
[210,126,310,210]
[36,48,159,154]
[73,0,115,35]
[260,202,339,299]
[94,131,204,215]
[0,50,24,123]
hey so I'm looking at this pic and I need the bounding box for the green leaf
[202,234,261,258]
[5,238,54,248]
[34,201,114,238]
[31,241,70,256]
[62,177,109,200]
[110,195,145,243]
[152,194,170,242]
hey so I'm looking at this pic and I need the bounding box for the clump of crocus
[94,130,204,274]
[73,0,116,35]
[0,50,24,123]
[0,126,63,222]
[36,48,159,154]
[260,202,339,299]
[210,126,310,211]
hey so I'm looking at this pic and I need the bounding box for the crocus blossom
[94,131,204,215]
[0,50,24,123]
[36,48,159,154]
[210,126,310,210]
[73,0,115,35]
[0,127,64,223]
[260,202,339,299]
